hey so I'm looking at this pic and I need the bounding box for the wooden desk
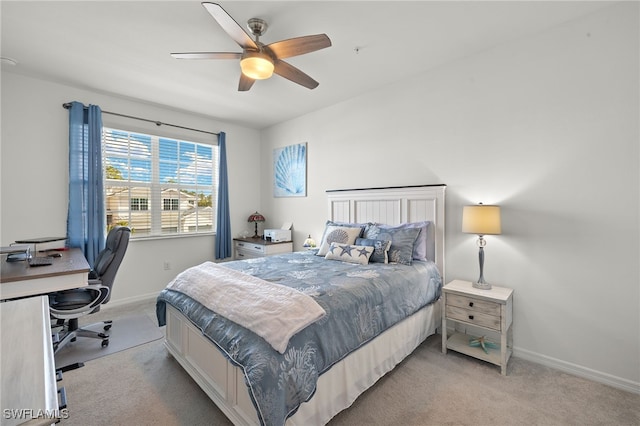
[0,296,63,425]
[0,249,90,300]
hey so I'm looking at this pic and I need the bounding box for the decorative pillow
[325,242,373,265]
[356,237,391,263]
[363,225,420,265]
[317,221,366,249]
[317,224,364,256]
[325,220,369,227]
[372,221,433,261]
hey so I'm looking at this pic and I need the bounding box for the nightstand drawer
[233,238,293,260]
[442,280,514,375]
[234,241,266,255]
[446,294,501,316]
[445,305,501,330]
[235,248,260,260]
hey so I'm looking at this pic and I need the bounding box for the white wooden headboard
[327,185,446,278]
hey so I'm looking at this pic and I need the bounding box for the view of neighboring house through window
[103,128,218,238]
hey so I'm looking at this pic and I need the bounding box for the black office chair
[50,226,130,353]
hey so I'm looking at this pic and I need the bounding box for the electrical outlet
[163,261,171,270]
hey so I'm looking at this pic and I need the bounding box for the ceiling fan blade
[238,73,255,91]
[171,52,242,60]
[202,2,257,50]
[273,60,319,90]
[267,34,331,59]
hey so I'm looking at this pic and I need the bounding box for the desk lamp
[462,203,501,290]
[247,211,265,238]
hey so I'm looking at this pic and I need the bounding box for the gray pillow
[363,225,420,265]
[355,237,391,263]
[371,221,433,262]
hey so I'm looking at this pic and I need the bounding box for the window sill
[129,232,216,242]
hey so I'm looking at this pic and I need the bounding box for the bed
[156,184,446,425]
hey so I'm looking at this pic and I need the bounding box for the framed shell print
[273,143,307,197]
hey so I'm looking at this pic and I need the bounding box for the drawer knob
[469,302,474,307]
[468,315,474,320]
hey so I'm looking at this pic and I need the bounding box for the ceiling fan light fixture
[240,51,274,80]
[175,3,331,90]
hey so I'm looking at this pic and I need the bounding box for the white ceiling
[1,1,613,129]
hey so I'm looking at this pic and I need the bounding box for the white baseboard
[514,346,640,395]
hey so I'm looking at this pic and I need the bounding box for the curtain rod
[62,102,219,137]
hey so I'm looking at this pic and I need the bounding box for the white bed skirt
[164,300,441,426]
[290,300,440,425]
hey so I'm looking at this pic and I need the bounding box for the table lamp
[247,211,265,238]
[303,235,316,249]
[462,203,501,290]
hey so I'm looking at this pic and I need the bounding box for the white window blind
[103,127,218,238]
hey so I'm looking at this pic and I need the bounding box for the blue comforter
[156,250,442,426]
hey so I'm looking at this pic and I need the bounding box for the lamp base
[472,281,492,290]
[473,244,491,290]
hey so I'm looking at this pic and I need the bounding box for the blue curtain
[215,132,232,259]
[67,101,106,267]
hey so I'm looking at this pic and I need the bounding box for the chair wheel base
[103,320,113,331]
[59,362,84,372]
[101,339,109,348]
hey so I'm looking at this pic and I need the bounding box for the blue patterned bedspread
[156,250,442,426]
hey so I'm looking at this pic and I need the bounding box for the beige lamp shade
[462,205,501,235]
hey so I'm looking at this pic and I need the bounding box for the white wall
[1,72,262,302]
[259,3,639,390]
[1,0,637,395]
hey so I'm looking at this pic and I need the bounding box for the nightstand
[441,279,513,375]
[233,237,292,260]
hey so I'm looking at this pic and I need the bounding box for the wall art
[273,142,307,197]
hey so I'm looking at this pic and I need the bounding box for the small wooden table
[233,237,292,260]
[442,280,514,375]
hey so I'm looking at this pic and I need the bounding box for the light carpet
[59,300,640,426]
[54,314,164,369]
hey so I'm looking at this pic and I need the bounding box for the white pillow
[317,226,363,256]
[324,243,373,265]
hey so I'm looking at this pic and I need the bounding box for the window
[131,198,149,211]
[163,198,179,211]
[103,128,218,238]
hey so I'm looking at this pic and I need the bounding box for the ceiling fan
[172,2,332,91]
